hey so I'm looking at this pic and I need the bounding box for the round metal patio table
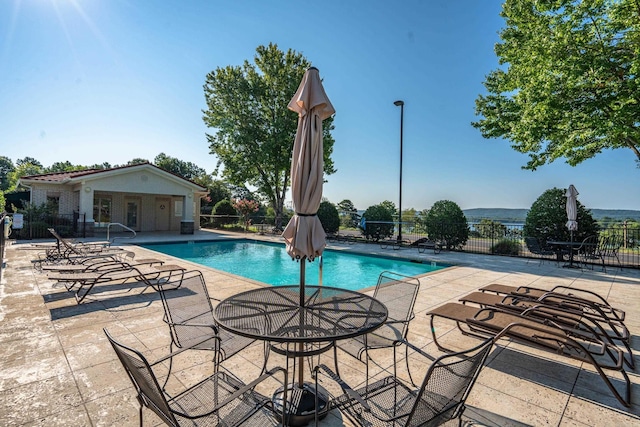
[213,285,388,426]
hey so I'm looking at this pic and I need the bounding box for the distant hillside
[463,208,640,223]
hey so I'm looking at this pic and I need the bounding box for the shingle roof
[20,162,206,189]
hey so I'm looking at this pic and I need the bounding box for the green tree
[45,161,86,173]
[523,188,599,245]
[0,191,5,212]
[472,0,640,169]
[0,156,15,192]
[361,204,394,241]
[88,162,112,170]
[379,200,397,218]
[204,180,232,211]
[154,153,207,181]
[401,208,417,232]
[317,201,340,234]
[8,161,43,191]
[475,218,507,239]
[421,200,469,250]
[16,157,42,168]
[212,200,237,227]
[337,199,359,228]
[127,158,148,166]
[203,43,336,230]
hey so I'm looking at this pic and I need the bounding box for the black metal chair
[316,337,493,426]
[524,237,557,265]
[334,271,420,385]
[574,235,599,269]
[104,328,287,427]
[597,235,624,272]
[155,270,265,377]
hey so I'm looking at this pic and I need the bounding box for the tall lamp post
[394,100,404,242]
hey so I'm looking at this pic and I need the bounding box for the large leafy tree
[0,156,15,192]
[524,187,599,244]
[202,43,336,229]
[8,161,43,191]
[154,153,207,181]
[45,161,86,173]
[337,199,359,228]
[473,0,640,169]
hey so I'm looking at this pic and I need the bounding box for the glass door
[125,199,140,230]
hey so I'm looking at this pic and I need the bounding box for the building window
[93,197,112,227]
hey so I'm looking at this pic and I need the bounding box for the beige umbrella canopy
[566,184,579,233]
[282,67,335,263]
[281,67,334,395]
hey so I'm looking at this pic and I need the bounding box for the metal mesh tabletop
[214,286,388,343]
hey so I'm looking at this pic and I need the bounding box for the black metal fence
[6,212,86,240]
[204,216,639,269]
[0,212,6,283]
[362,220,640,270]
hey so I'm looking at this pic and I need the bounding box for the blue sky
[1,0,638,211]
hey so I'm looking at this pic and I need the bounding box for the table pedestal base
[272,382,330,426]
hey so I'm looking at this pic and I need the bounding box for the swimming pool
[140,240,449,291]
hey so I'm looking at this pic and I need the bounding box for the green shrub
[361,204,394,241]
[212,200,237,227]
[420,200,469,250]
[317,201,340,234]
[491,239,521,255]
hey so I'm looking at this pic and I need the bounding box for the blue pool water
[140,240,449,291]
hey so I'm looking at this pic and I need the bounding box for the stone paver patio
[1,229,638,426]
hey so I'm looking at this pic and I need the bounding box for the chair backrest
[600,234,623,257]
[157,270,218,350]
[407,337,493,426]
[104,328,178,426]
[579,235,598,256]
[524,237,543,255]
[373,271,420,336]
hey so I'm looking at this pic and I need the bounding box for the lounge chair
[32,228,123,270]
[459,291,633,368]
[334,271,420,386]
[48,263,186,304]
[479,283,626,322]
[40,251,163,272]
[416,238,443,254]
[104,328,286,427]
[314,337,494,426]
[154,270,262,377]
[427,302,631,407]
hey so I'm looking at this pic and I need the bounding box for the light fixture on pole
[394,100,404,242]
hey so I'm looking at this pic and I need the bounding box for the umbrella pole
[299,258,305,387]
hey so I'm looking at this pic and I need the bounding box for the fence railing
[7,212,638,269]
[6,212,86,240]
[0,212,6,283]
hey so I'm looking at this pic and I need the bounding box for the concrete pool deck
[1,228,639,426]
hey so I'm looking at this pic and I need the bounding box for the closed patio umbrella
[566,184,579,237]
[280,67,334,420]
[282,66,335,300]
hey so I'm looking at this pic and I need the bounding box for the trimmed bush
[317,201,340,234]
[491,239,521,255]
